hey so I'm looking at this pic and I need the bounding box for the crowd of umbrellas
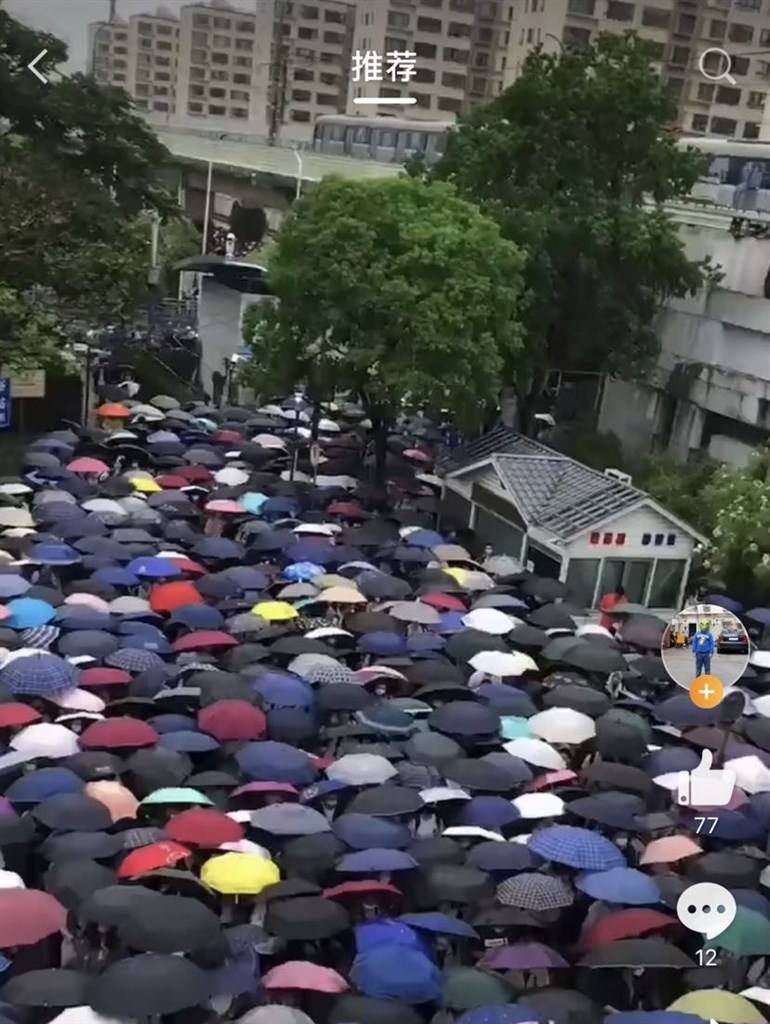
[2,394,770,1024]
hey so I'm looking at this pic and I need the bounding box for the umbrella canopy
[88,954,211,1016]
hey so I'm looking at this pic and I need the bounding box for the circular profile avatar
[661,602,750,690]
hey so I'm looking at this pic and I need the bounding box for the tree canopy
[242,175,525,468]
[0,11,181,367]
[431,34,718,430]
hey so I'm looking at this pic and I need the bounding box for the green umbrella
[669,990,766,1024]
[441,967,510,1011]
[706,906,770,957]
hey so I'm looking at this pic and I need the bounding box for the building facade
[346,0,510,119]
[503,0,770,141]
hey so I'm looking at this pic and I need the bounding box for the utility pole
[268,0,289,146]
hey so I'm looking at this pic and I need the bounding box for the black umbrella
[428,702,500,738]
[281,833,346,882]
[88,953,211,1016]
[562,643,627,674]
[330,995,423,1024]
[519,988,603,1024]
[32,793,113,833]
[580,937,694,968]
[118,892,223,953]
[519,577,569,601]
[568,792,646,831]
[317,683,377,713]
[544,685,611,718]
[44,859,116,909]
[619,614,666,649]
[79,884,160,928]
[581,762,653,796]
[443,757,516,794]
[125,747,192,796]
[347,785,424,817]
[3,969,90,1008]
[41,831,124,862]
[404,732,463,767]
[264,895,350,940]
[423,864,493,905]
[686,851,761,888]
[445,630,507,662]
[528,604,577,630]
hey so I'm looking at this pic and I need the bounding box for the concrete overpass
[156,127,399,225]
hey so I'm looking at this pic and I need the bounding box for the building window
[234,38,253,51]
[388,11,411,28]
[136,67,150,80]
[213,17,231,29]
[568,0,597,12]
[298,27,318,39]
[190,49,207,64]
[156,56,171,66]
[641,533,651,545]
[450,0,475,10]
[188,101,203,113]
[324,30,344,43]
[292,89,311,101]
[211,52,229,64]
[320,72,339,85]
[762,29,770,46]
[134,99,148,109]
[642,6,669,27]
[189,84,205,97]
[156,23,173,35]
[563,26,591,47]
[732,56,750,76]
[677,13,695,35]
[444,47,470,63]
[193,14,209,27]
[113,73,126,81]
[590,532,600,544]
[438,95,463,111]
[667,77,683,98]
[325,10,345,22]
[744,121,761,138]
[208,104,226,115]
[716,85,741,105]
[155,71,171,82]
[607,1,635,20]
[231,107,248,118]
[213,34,230,47]
[414,92,432,107]
[209,87,226,98]
[236,20,255,32]
[233,72,250,84]
[233,57,252,68]
[418,16,442,32]
[603,532,613,544]
[710,115,737,134]
[471,75,487,93]
[316,92,337,105]
[599,559,652,605]
[648,559,686,607]
[294,68,314,81]
[691,113,708,131]
[156,41,172,51]
[748,91,766,108]
[319,51,335,62]
[728,22,753,44]
[153,101,168,111]
[697,82,714,101]
[475,51,490,66]
[135,83,149,96]
[442,71,465,88]
[137,21,152,35]
[670,45,690,66]
[291,110,311,121]
[449,21,472,36]
[385,36,408,50]
[653,533,664,545]
[190,66,205,80]
[415,42,437,58]
[566,558,601,608]
[211,69,228,81]
[115,31,127,40]
[192,31,208,46]
[139,38,152,49]
[646,41,665,59]
[616,533,626,545]
[300,4,319,17]
[114,46,127,54]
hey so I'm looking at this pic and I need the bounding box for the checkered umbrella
[528,825,627,871]
[496,872,574,911]
[0,652,77,696]
[105,649,166,673]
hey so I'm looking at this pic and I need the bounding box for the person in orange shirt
[599,584,626,631]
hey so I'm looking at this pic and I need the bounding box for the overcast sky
[5,0,256,71]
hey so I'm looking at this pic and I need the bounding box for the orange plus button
[689,675,724,709]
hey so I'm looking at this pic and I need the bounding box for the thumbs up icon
[677,750,736,807]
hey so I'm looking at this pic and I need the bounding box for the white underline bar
[353,96,417,105]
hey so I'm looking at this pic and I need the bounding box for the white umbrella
[576,624,613,638]
[305,627,354,640]
[0,507,34,528]
[214,467,250,487]
[469,650,538,676]
[443,826,505,842]
[49,1008,125,1024]
[390,601,440,625]
[50,688,106,713]
[512,793,566,819]
[80,498,128,518]
[318,418,341,433]
[751,651,770,669]
[740,989,770,1008]
[419,786,471,804]
[11,722,80,758]
[0,483,31,496]
[462,608,518,635]
[288,653,341,678]
[0,869,25,888]
[315,474,359,489]
[503,738,567,770]
[327,753,397,786]
[293,523,339,536]
[724,755,770,794]
[528,708,596,745]
[753,694,770,717]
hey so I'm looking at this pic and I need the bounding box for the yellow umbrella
[251,601,298,622]
[669,991,766,1024]
[319,586,367,605]
[313,574,350,590]
[129,477,161,494]
[201,852,280,895]
[443,567,470,587]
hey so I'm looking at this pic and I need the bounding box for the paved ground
[661,647,748,689]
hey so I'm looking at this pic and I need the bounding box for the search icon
[698,47,736,85]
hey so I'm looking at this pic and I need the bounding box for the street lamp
[289,390,304,481]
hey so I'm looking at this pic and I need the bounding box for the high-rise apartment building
[87,0,355,142]
[346,0,510,119]
[504,0,770,141]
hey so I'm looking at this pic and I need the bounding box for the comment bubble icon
[676,882,736,940]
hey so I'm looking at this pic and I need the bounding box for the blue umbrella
[149,714,198,734]
[192,539,245,561]
[105,648,166,673]
[746,608,770,626]
[606,1015,703,1024]
[358,632,408,657]
[575,867,659,904]
[126,557,182,579]
[57,609,114,632]
[235,740,316,785]
[407,633,445,653]
[283,562,324,583]
[476,685,537,717]
[283,541,336,565]
[354,920,426,955]
[92,568,140,588]
[337,848,419,873]
[5,768,84,804]
[457,796,520,830]
[5,598,56,629]
[251,673,314,710]
[0,576,30,599]
[528,825,626,871]
[262,497,300,516]
[241,493,267,514]
[458,1009,541,1024]
[704,595,743,614]
[407,530,444,549]
[169,606,225,631]
[222,567,269,591]
[28,543,81,565]
[58,630,120,658]
[467,841,538,875]
[0,652,78,696]
[158,731,221,754]
[333,814,411,850]
[356,705,418,736]
[350,947,441,1004]
[399,912,479,940]
[643,747,701,776]
[118,634,172,655]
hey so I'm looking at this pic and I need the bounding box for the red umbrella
[402,448,432,464]
[80,718,159,750]
[67,457,110,475]
[172,631,238,653]
[198,700,267,742]
[79,667,131,689]
[323,881,402,903]
[577,908,677,953]
[156,475,189,489]
[177,466,212,484]
[420,593,466,612]
[327,501,365,520]
[262,961,348,993]
[166,557,206,576]
[118,840,192,879]
[525,770,578,791]
[0,889,67,946]
[150,581,204,614]
[0,704,42,729]
[213,430,243,445]
[166,808,243,848]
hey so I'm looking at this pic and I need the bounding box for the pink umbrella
[0,889,66,946]
[640,834,702,865]
[402,448,432,464]
[67,457,110,475]
[263,961,348,993]
[204,500,245,515]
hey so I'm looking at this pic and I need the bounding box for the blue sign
[0,379,10,430]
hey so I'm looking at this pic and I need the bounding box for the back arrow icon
[27,49,48,84]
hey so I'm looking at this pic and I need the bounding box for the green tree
[0,285,69,372]
[431,34,718,432]
[0,11,182,356]
[242,176,525,478]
